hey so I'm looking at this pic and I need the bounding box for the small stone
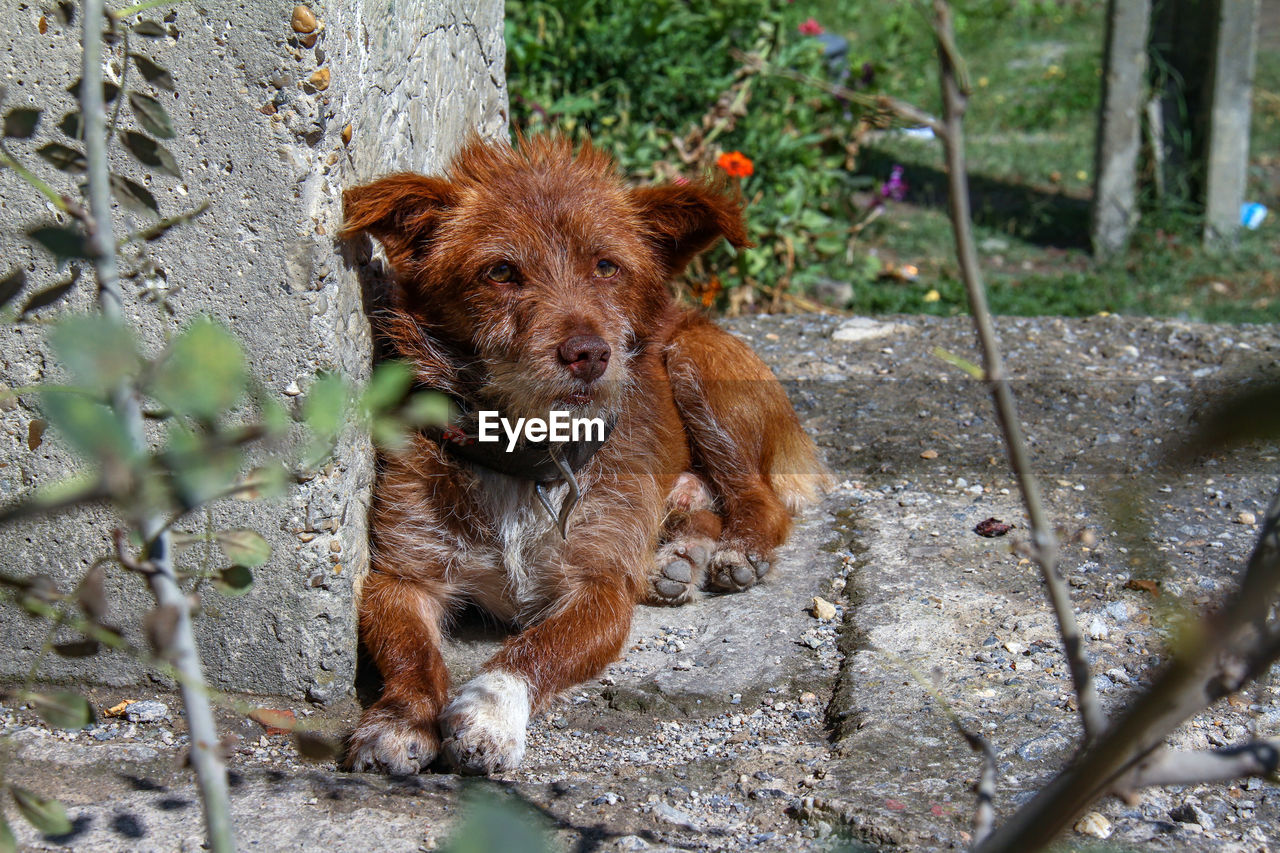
[831,317,904,343]
[652,802,700,830]
[308,67,330,91]
[328,540,341,553]
[1105,601,1130,623]
[614,836,650,852]
[672,658,693,671]
[1003,641,1025,655]
[125,700,169,724]
[1016,731,1071,762]
[1170,802,1215,830]
[799,691,818,704]
[1074,812,1112,839]
[920,449,938,459]
[284,380,302,396]
[291,5,317,33]
[341,123,352,146]
[810,596,837,620]
[1236,511,1257,525]
[1087,616,1108,640]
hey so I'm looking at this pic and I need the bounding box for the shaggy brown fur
[341,136,825,775]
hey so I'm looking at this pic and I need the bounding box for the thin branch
[106,28,129,149]
[0,481,109,526]
[146,467,306,549]
[877,649,999,849]
[927,0,1104,745]
[118,199,211,246]
[0,147,72,213]
[1129,740,1280,788]
[731,50,944,135]
[80,2,235,850]
[109,0,194,21]
[965,728,998,847]
[976,480,1280,852]
[8,588,338,756]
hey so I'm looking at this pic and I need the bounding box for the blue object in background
[1241,202,1268,229]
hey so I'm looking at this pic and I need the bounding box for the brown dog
[340,136,824,775]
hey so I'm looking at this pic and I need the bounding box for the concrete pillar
[0,1,506,701]
[1203,0,1261,246]
[1091,0,1152,258]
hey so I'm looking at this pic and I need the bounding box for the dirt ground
[3,313,1278,852]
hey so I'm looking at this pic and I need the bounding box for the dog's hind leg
[665,312,827,593]
[646,472,721,606]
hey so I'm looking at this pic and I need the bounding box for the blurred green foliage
[507,0,879,309]
[507,1,1278,322]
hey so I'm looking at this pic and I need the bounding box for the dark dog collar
[422,398,616,539]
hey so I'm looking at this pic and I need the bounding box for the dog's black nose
[557,335,610,383]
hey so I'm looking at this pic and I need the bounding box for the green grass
[506,1,1280,323]
[792,0,1280,322]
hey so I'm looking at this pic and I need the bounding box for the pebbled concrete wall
[0,1,507,701]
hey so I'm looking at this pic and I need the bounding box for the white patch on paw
[440,670,531,774]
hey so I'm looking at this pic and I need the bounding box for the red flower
[798,17,823,36]
[716,151,754,178]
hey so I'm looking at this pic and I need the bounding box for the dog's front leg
[440,571,634,774]
[345,570,452,774]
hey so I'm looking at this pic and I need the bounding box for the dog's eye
[594,259,619,279]
[486,262,516,284]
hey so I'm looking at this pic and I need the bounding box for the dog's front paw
[439,670,531,775]
[707,547,772,592]
[646,535,714,605]
[344,701,440,775]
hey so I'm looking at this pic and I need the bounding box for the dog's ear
[631,181,754,276]
[342,174,457,271]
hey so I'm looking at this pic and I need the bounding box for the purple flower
[880,165,908,202]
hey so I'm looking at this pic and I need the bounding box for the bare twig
[0,145,78,213]
[964,727,998,846]
[1128,740,1280,788]
[0,480,109,526]
[113,528,156,574]
[877,650,999,848]
[976,481,1280,852]
[732,50,944,135]
[118,199,211,246]
[106,28,129,149]
[109,0,194,20]
[926,0,1104,745]
[80,2,235,850]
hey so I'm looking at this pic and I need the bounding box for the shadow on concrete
[861,147,1092,250]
